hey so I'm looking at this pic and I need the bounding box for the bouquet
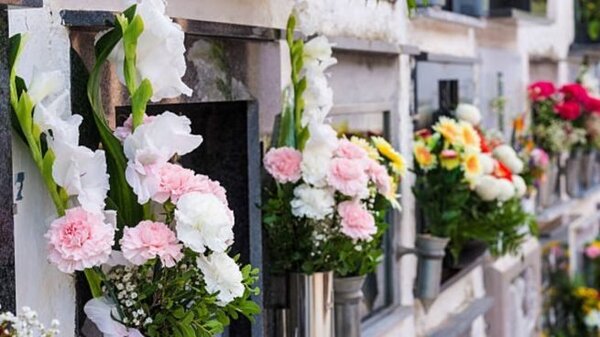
[413,104,534,260]
[529,81,589,154]
[262,14,405,277]
[9,1,259,336]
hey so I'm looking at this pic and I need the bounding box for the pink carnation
[335,139,367,159]
[114,114,156,141]
[187,174,229,207]
[338,200,376,240]
[120,221,183,267]
[45,207,115,273]
[366,160,391,195]
[586,244,600,260]
[263,147,302,183]
[327,158,369,197]
[152,163,229,206]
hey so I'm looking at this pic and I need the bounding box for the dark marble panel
[0,6,15,313]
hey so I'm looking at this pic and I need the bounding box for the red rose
[555,101,582,121]
[528,81,556,101]
[585,96,600,115]
[560,83,589,103]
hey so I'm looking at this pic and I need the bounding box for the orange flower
[414,141,437,170]
[459,122,481,150]
[433,117,461,145]
[463,151,483,184]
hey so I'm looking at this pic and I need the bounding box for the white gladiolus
[28,69,65,105]
[456,103,482,126]
[196,252,245,306]
[51,139,109,213]
[84,298,144,337]
[479,153,495,175]
[107,0,192,102]
[303,36,337,71]
[34,91,82,146]
[301,123,338,187]
[123,112,203,203]
[496,178,516,202]
[493,145,524,174]
[291,184,335,220]
[175,192,234,254]
[475,175,500,201]
[513,175,527,198]
[302,66,334,127]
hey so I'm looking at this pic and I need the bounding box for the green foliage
[580,0,600,41]
[87,5,144,230]
[262,183,332,274]
[104,251,260,337]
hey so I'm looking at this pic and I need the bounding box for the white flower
[455,103,481,126]
[28,69,65,105]
[34,91,82,145]
[475,175,500,201]
[123,111,203,203]
[300,122,338,187]
[175,192,234,253]
[303,36,337,72]
[293,0,322,36]
[196,252,244,306]
[51,139,109,213]
[106,0,192,102]
[302,67,333,127]
[497,178,516,202]
[493,145,524,174]
[291,184,335,220]
[84,297,144,337]
[512,175,527,198]
[586,309,600,328]
[479,153,495,175]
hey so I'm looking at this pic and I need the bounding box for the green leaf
[131,79,153,127]
[87,23,143,229]
[277,86,296,148]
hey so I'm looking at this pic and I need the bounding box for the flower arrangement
[413,104,535,260]
[0,307,59,337]
[262,13,405,277]
[9,1,258,336]
[529,81,589,154]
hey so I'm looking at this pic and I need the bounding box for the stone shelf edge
[0,0,42,8]
[60,10,282,41]
[427,297,494,337]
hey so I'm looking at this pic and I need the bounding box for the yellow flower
[414,141,437,170]
[440,149,461,170]
[351,136,380,160]
[462,151,483,184]
[458,121,481,151]
[385,179,401,210]
[433,117,461,145]
[372,136,406,175]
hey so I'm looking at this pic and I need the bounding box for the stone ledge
[427,297,494,337]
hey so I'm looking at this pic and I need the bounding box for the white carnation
[197,252,244,306]
[497,178,516,202]
[291,184,335,220]
[512,175,527,198]
[456,103,482,126]
[175,192,234,253]
[493,145,524,174]
[475,175,500,201]
[106,0,192,102]
[479,153,495,175]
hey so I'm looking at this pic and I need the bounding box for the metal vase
[334,276,366,337]
[537,157,559,210]
[581,150,597,190]
[415,234,450,308]
[566,149,583,198]
[289,272,335,337]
